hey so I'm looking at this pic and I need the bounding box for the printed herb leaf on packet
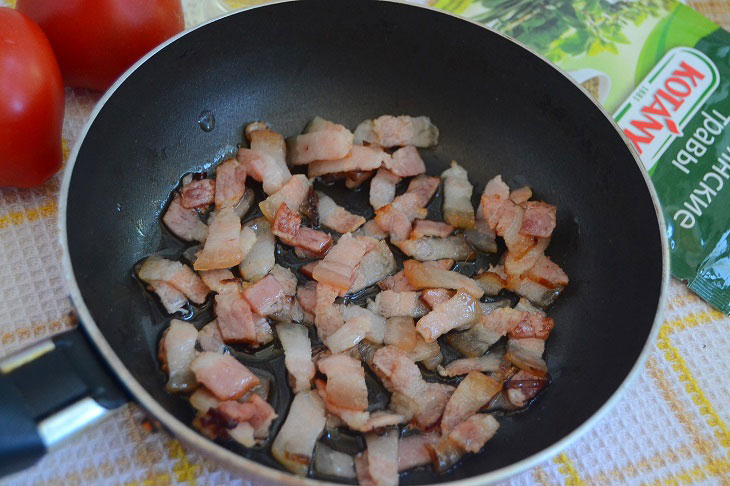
[435,0,730,313]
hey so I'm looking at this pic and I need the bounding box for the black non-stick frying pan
[0,1,669,484]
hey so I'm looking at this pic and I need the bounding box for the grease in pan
[136,115,569,484]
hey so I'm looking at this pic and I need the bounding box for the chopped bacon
[146,280,187,314]
[384,316,419,352]
[314,283,345,340]
[236,148,288,196]
[373,290,429,318]
[445,311,513,359]
[270,264,298,295]
[473,307,523,341]
[296,228,335,256]
[272,390,327,476]
[505,338,548,377]
[194,207,242,271]
[242,274,286,316]
[214,158,247,209]
[247,126,291,193]
[374,181,435,242]
[405,174,441,207]
[325,315,371,353]
[510,186,532,204]
[272,202,301,242]
[415,289,483,343]
[271,201,334,257]
[162,194,208,242]
[420,288,454,309]
[398,433,439,472]
[315,378,369,431]
[504,369,548,407]
[304,116,349,134]
[381,316,440,370]
[289,125,354,166]
[520,201,556,238]
[505,274,562,308]
[411,220,454,239]
[508,312,554,339]
[239,224,257,258]
[379,259,454,292]
[437,352,505,378]
[198,320,225,353]
[354,115,439,148]
[377,271,410,292]
[409,338,444,370]
[259,174,311,221]
[525,254,569,289]
[503,237,550,277]
[138,255,209,304]
[403,260,484,298]
[316,191,366,233]
[372,346,453,429]
[373,202,416,242]
[181,178,215,209]
[190,352,259,400]
[189,388,220,414]
[198,269,236,294]
[254,314,275,345]
[354,219,389,241]
[481,175,510,230]
[246,123,286,161]
[308,145,389,177]
[428,414,499,472]
[215,287,258,344]
[299,262,318,279]
[441,161,475,229]
[448,413,499,453]
[394,235,476,262]
[354,453,373,486]
[343,305,387,344]
[369,168,401,210]
[386,145,426,177]
[314,443,356,479]
[363,411,406,431]
[277,323,314,393]
[297,281,317,316]
[349,240,397,293]
[345,170,375,189]
[318,354,369,413]
[216,394,277,440]
[358,430,399,486]
[441,372,502,433]
[160,320,198,392]
[493,199,530,255]
[312,233,369,290]
[474,270,506,296]
[465,180,500,253]
[239,217,275,282]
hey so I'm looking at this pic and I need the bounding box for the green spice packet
[434,0,730,313]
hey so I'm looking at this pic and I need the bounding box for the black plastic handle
[0,326,128,477]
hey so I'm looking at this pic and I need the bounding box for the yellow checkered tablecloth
[1,1,730,485]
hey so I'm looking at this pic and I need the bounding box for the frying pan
[0,1,669,484]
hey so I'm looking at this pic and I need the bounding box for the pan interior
[65,1,664,483]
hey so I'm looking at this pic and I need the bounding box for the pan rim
[58,1,671,485]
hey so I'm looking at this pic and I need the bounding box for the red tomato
[17,0,184,92]
[0,8,64,188]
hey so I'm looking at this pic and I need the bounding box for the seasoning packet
[435,0,730,313]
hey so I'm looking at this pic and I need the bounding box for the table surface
[1,1,730,485]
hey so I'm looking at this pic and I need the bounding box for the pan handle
[0,326,128,477]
